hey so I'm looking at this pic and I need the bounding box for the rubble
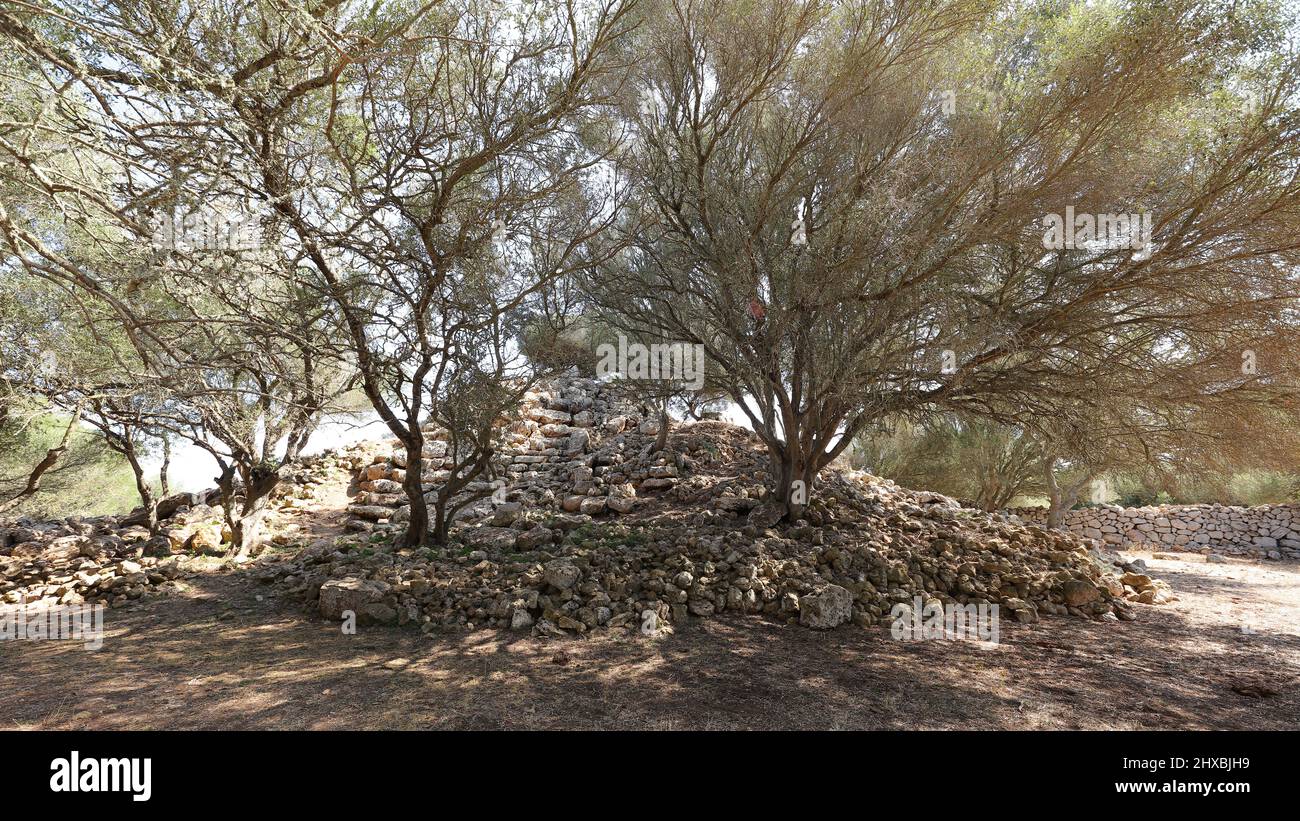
[2,376,1176,637]
[0,520,187,609]
[255,376,1166,637]
[0,445,356,609]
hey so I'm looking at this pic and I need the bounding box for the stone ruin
[259,375,1169,636]
[1,374,1179,636]
[0,459,341,612]
[343,376,676,530]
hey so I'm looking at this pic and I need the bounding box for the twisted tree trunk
[0,403,81,512]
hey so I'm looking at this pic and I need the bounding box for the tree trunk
[218,463,281,560]
[427,432,497,546]
[159,436,171,498]
[1,404,80,511]
[215,464,239,548]
[771,447,817,521]
[654,399,669,452]
[431,498,449,546]
[1047,489,1064,530]
[979,480,1002,512]
[122,441,158,535]
[1042,456,1081,530]
[142,488,158,535]
[230,495,270,559]
[400,433,429,548]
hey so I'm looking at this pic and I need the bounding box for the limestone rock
[542,560,581,591]
[319,577,392,621]
[798,584,852,629]
[516,526,554,551]
[1060,579,1101,607]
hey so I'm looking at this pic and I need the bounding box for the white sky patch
[122,412,390,493]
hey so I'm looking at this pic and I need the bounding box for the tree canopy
[2,0,1299,545]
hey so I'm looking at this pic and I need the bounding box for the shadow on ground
[3,556,1298,730]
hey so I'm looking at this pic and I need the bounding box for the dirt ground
[3,545,1298,730]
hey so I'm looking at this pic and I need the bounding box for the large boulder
[186,525,225,554]
[1060,579,1101,607]
[120,489,218,527]
[561,495,585,513]
[515,525,554,551]
[606,483,636,514]
[578,497,607,516]
[347,504,394,522]
[798,584,852,629]
[542,560,581,591]
[41,535,88,562]
[566,429,591,455]
[9,542,44,559]
[491,502,522,527]
[319,577,393,622]
[510,608,535,630]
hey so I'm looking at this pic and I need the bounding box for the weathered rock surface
[319,577,395,622]
[799,584,853,629]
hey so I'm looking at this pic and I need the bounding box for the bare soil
[3,547,1297,730]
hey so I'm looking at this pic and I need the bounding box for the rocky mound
[3,375,1172,634]
[255,375,1170,636]
[0,457,342,610]
[1,520,186,609]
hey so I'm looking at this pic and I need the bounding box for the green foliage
[1223,472,1300,506]
[0,407,144,518]
[853,417,1042,510]
[1108,469,1300,507]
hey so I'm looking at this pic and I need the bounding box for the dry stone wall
[346,375,673,529]
[1006,504,1300,560]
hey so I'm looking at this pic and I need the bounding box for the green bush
[1102,469,1299,507]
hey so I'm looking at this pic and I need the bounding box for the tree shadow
[2,567,1297,730]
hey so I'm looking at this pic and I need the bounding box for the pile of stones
[0,520,187,609]
[256,377,1165,636]
[0,447,357,609]
[2,376,1173,635]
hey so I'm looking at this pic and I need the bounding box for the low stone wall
[1006,503,1300,560]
